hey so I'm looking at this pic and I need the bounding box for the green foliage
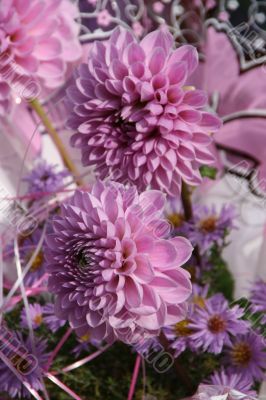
[202,245,235,301]
[199,166,217,180]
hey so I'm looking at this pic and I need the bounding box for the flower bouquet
[0,0,265,399]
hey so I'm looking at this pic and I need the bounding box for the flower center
[40,173,50,181]
[208,315,226,333]
[75,250,89,269]
[33,314,43,325]
[80,333,90,342]
[231,342,252,366]
[167,213,184,228]
[29,251,44,272]
[193,295,206,308]
[174,319,192,336]
[10,353,32,374]
[199,216,217,232]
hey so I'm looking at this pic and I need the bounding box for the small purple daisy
[226,331,266,381]
[0,332,49,399]
[188,204,236,254]
[20,304,44,330]
[134,337,161,357]
[72,333,91,358]
[43,303,66,333]
[164,318,196,357]
[250,279,266,325]
[189,295,249,354]
[23,159,68,195]
[208,368,257,399]
[19,228,47,287]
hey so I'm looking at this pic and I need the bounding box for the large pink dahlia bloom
[46,181,193,343]
[0,0,82,101]
[67,27,221,196]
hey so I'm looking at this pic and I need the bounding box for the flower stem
[159,333,195,394]
[181,182,193,220]
[29,99,83,186]
[181,181,202,266]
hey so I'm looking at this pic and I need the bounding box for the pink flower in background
[97,9,112,27]
[46,181,193,343]
[67,27,221,197]
[152,1,165,13]
[192,27,266,187]
[132,21,144,38]
[0,0,82,98]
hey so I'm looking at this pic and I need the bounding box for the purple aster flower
[133,337,161,356]
[189,294,249,354]
[164,317,196,357]
[250,279,266,325]
[19,228,47,287]
[67,26,221,197]
[20,304,44,330]
[23,159,68,195]
[226,331,266,381]
[46,180,193,344]
[187,204,236,254]
[165,197,186,236]
[208,368,257,399]
[0,332,49,399]
[43,303,66,333]
[72,333,91,358]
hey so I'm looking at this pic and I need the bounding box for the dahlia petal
[124,42,145,64]
[200,112,222,130]
[110,59,128,80]
[34,38,61,61]
[179,109,202,123]
[140,26,173,54]
[137,303,166,329]
[140,82,154,102]
[170,237,193,266]
[149,47,166,75]
[193,131,212,145]
[184,89,207,108]
[37,59,65,79]
[125,278,143,308]
[168,45,198,75]
[167,62,187,85]
[15,55,39,73]
[133,255,154,283]
[148,240,177,267]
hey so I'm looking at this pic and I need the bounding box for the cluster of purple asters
[0,331,49,399]
[23,160,68,197]
[168,203,236,254]
[67,26,221,197]
[20,303,66,332]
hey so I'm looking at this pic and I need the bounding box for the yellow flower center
[33,314,43,325]
[174,320,193,336]
[231,342,252,366]
[10,353,32,373]
[28,251,44,272]
[193,295,206,308]
[167,213,184,228]
[199,216,217,233]
[80,333,90,342]
[208,315,226,333]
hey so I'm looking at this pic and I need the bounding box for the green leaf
[200,166,217,180]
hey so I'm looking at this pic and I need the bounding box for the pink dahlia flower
[0,0,82,98]
[46,181,193,343]
[67,27,221,196]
